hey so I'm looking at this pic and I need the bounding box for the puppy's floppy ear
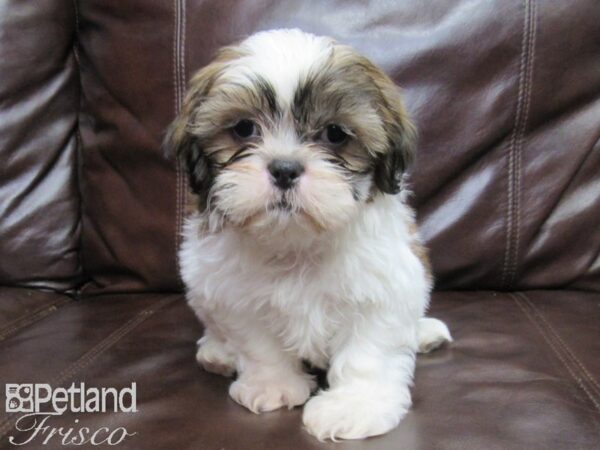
[164,115,212,201]
[164,47,242,207]
[164,120,214,209]
[369,69,417,195]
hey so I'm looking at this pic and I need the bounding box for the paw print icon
[5,384,34,413]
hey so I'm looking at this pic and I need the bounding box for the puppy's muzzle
[268,159,304,190]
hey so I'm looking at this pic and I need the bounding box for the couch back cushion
[77,0,600,294]
[0,0,81,291]
[77,1,178,293]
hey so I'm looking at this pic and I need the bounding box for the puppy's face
[168,29,415,244]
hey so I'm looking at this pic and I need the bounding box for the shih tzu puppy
[167,29,451,440]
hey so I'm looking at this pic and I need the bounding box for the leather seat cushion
[1,290,598,449]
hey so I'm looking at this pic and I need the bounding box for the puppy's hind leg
[417,317,452,354]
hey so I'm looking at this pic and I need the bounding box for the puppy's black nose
[268,160,304,190]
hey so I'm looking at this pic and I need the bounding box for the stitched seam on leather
[179,0,187,289]
[502,0,534,289]
[172,0,179,261]
[0,297,72,342]
[512,294,600,415]
[0,296,177,438]
[72,0,86,292]
[180,1,186,112]
[509,1,528,287]
[518,292,600,398]
[511,293,600,415]
[173,0,183,287]
[509,0,537,287]
[0,298,68,336]
[174,0,181,275]
[501,1,526,288]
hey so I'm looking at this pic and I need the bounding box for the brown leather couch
[1,1,599,449]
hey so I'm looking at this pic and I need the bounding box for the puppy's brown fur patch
[407,219,432,283]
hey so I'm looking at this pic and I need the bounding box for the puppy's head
[167,29,415,244]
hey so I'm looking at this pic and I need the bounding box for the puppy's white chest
[180,227,342,365]
[263,268,341,367]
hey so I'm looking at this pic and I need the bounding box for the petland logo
[5,383,137,446]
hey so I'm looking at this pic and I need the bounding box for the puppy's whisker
[224,144,256,166]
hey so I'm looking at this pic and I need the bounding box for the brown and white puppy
[167,29,451,441]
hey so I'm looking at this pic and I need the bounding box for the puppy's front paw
[196,335,237,377]
[229,371,315,413]
[302,387,409,440]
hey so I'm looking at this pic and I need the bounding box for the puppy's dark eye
[232,119,257,139]
[321,124,348,145]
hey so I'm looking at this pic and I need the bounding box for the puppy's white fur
[176,29,451,440]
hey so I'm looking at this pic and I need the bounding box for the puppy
[167,29,451,440]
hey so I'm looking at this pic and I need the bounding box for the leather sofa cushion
[1,290,598,449]
[0,1,81,290]
[75,0,600,294]
[0,288,72,343]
